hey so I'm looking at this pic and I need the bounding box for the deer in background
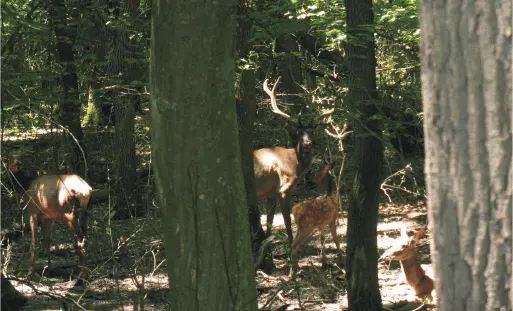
[380,225,435,301]
[253,77,334,247]
[290,161,342,275]
[6,157,92,284]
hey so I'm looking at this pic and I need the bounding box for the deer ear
[413,227,426,243]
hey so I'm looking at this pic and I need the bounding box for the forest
[1,0,511,310]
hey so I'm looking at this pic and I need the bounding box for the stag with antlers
[253,78,334,248]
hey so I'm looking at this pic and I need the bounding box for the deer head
[263,78,333,160]
[3,156,37,193]
[312,161,335,195]
[380,225,426,261]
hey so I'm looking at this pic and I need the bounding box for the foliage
[2,0,424,202]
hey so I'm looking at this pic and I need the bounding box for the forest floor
[2,128,434,310]
[3,200,436,311]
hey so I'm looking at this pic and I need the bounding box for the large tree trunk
[150,0,258,310]
[112,0,140,219]
[48,0,86,175]
[421,0,512,310]
[344,0,383,310]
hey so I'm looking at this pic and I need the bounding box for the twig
[5,276,87,310]
[261,283,288,310]
[412,303,426,311]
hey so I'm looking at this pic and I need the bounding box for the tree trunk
[150,0,258,310]
[48,0,86,175]
[112,0,140,219]
[236,0,269,271]
[84,3,109,128]
[276,34,305,115]
[344,0,383,310]
[420,0,512,310]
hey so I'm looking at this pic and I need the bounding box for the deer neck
[295,146,313,175]
[399,256,428,291]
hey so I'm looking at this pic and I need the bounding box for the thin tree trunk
[48,0,86,175]
[276,34,305,116]
[421,0,512,310]
[236,0,269,270]
[112,0,140,219]
[151,0,258,309]
[344,0,383,309]
[84,3,109,128]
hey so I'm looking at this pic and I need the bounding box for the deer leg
[278,175,295,199]
[289,225,315,277]
[41,218,52,269]
[69,207,89,283]
[77,207,88,250]
[329,217,342,262]
[279,196,293,248]
[329,219,341,253]
[265,198,276,237]
[29,214,38,274]
[320,228,327,264]
[77,208,89,281]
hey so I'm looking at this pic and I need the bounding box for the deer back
[25,174,92,223]
[292,162,338,226]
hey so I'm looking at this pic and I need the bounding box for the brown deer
[253,77,333,247]
[290,161,342,275]
[7,158,92,284]
[380,225,435,301]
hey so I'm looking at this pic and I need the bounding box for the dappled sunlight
[3,127,65,142]
[256,201,435,310]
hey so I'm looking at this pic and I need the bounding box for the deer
[253,77,334,248]
[6,157,93,284]
[380,225,435,301]
[289,161,342,275]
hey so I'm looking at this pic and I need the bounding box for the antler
[316,107,335,119]
[263,77,291,119]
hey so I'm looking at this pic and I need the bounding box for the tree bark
[421,0,512,310]
[236,0,269,270]
[112,0,140,219]
[48,0,86,175]
[344,0,383,310]
[84,1,110,128]
[276,34,305,115]
[150,0,258,310]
